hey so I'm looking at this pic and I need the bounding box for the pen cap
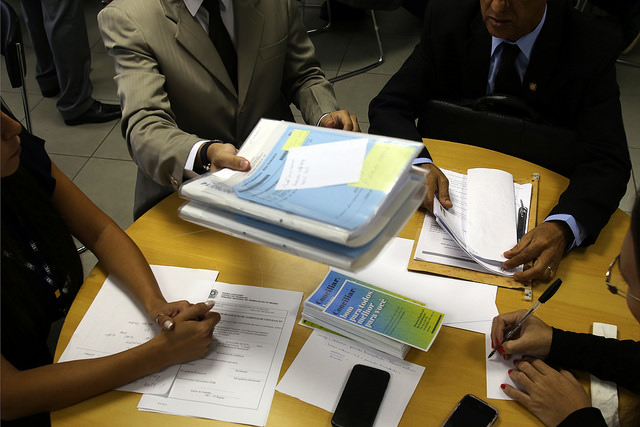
[539,279,562,304]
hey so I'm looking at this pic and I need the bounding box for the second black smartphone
[331,364,390,427]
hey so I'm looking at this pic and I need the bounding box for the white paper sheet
[337,238,499,334]
[276,330,424,427]
[58,265,219,394]
[422,169,531,276]
[138,282,303,427]
[275,138,368,190]
[484,325,522,400]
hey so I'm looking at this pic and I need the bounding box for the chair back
[419,96,578,178]
[0,0,25,88]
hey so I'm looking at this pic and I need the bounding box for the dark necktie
[494,42,521,96]
[203,0,237,90]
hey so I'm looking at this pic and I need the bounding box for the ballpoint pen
[516,200,527,242]
[488,278,563,358]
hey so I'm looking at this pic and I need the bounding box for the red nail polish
[497,346,504,355]
[508,369,513,374]
[500,384,506,390]
[513,358,520,365]
[491,340,495,348]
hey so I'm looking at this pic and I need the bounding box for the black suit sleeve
[368,2,436,158]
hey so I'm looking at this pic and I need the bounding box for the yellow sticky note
[351,142,414,192]
[282,129,310,151]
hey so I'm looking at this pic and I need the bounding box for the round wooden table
[53,139,638,426]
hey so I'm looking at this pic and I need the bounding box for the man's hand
[503,222,569,282]
[420,163,452,212]
[319,110,360,132]
[503,358,591,427]
[207,142,250,172]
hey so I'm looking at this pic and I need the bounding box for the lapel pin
[528,82,537,91]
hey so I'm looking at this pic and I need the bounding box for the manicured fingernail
[500,384,506,390]
[508,369,513,374]
[513,359,520,365]
[240,160,249,169]
[497,346,504,355]
[163,320,174,330]
[491,340,495,348]
[205,300,215,307]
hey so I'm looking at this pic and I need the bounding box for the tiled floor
[1,0,639,278]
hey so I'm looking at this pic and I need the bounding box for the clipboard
[407,173,539,290]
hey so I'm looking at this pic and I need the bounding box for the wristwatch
[198,140,221,173]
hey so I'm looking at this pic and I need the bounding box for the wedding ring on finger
[546,265,554,278]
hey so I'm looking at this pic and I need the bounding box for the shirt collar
[491,5,547,60]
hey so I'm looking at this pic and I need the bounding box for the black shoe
[64,100,121,126]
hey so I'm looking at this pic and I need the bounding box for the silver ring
[546,266,554,277]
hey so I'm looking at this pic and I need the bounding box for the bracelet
[199,141,216,172]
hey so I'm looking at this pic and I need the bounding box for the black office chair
[1,0,32,132]
[574,0,640,68]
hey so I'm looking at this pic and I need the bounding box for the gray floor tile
[630,147,640,189]
[49,154,90,180]
[30,98,119,156]
[620,172,638,214]
[338,32,419,76]
[94,123,131,160]
[622,95,640,149]
[72,157,137,230]
[332,72,392,121]
[616,63,640,97]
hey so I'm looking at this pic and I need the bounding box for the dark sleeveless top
[1,126,83,426]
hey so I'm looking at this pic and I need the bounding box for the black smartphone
[441,394,498,427]
[331,364,390,427]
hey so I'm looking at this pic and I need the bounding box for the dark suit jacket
[369,0,630,246]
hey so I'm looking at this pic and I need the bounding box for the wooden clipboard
[407,173,540,290]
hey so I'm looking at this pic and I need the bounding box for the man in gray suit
[98,0,358,219]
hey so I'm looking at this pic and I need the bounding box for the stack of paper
[429,168,532,276]
[301,270,445,359]
[178,119,428,271]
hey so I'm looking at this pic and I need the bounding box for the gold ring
[546,266,554,277]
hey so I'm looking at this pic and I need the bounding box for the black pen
[516,199,527,242]
[488,278,563,359]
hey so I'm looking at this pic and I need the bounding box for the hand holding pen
[489,279,562,359]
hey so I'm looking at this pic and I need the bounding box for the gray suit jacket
[98,0,339,217]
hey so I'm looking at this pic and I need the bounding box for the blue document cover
[233,124,417,230]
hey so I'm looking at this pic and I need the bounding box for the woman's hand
[502,358,591,426]
[152,301,221,366]
[149,300,192,330]
[490,310,553,359]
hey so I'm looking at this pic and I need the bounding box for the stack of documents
[427,168,532,276]
[178,119,428,271]
[301,270,445,359]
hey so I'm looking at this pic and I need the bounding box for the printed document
[58,265,219,394]
[276,329,424,427]
[138,281,302,426]
[417,169,532,276]
[59,265,303,425]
